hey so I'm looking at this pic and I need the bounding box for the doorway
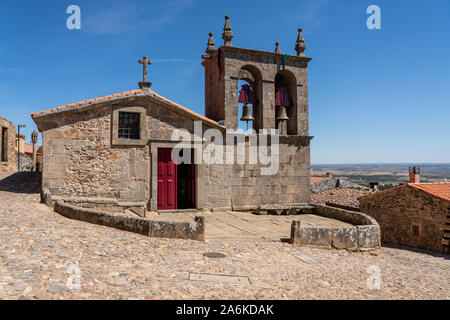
[157,148,195,211]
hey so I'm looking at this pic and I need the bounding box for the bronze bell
[276,106,289,121]
[240,103,254,122]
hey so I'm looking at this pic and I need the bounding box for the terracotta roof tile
[311,176,329,184]
[359,182,450,203]
[30,89,218,126]
[408,183,450,202]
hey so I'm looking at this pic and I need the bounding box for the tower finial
[295,27,306,57]
[275,41,282,54]
[202,32,217,59]
[206,32,216,52]
[222,14,234,46]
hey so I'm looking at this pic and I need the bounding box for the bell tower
[201,16,312,136]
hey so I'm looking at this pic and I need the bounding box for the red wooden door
[157,148,177,210]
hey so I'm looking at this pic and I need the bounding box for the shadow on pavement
[382,242,449,260]
[0,172,41,194]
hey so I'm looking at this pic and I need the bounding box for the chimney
[409,166,420,184]
[369,182,379,191]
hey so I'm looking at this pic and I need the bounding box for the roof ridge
[359,183,450,203]
[30,89,218,126]
[30,89,143,117]
[408,182,450,185]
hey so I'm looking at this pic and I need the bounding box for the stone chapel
[31,16,313,214]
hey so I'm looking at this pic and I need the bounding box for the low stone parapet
[54,201,205,241]
[290,205,380,251]
[42,189,147,217]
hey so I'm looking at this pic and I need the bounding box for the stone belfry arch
[201,17,311,136]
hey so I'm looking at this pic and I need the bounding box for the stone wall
[40,102,149,200]
[200,133,311,211]
[16,151,34,171]
[359,186,448,252]
[0,116,16,172]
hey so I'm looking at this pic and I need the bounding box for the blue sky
[0,0,449,164]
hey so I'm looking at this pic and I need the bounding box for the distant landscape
[311,163,450,187]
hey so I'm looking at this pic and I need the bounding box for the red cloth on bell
[275,87,290,107]
[238,84,256,104]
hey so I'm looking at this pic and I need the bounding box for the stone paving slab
[189,273,251,285]
[0,190,449,300]
[204,211,353,242]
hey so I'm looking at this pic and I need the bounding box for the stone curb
[290,205,380,251]
[54,201,205,241]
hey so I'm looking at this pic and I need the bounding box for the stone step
[259,204,315,210]
[53,196,118,204]
[256,204,315,216]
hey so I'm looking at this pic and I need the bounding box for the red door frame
[157,148,196,211]
[157,148,177,210]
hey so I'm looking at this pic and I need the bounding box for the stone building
[360,182,450,253]
[0,116,16,172]
[16,132,43,171]
[31,17,313,213]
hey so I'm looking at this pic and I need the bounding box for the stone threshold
[157,208,203,214]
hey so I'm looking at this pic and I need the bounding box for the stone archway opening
[237,65,263,132]
[275,70,297,135]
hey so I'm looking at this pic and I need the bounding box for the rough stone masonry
[0,116,16,173]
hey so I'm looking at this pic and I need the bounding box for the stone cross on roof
[138,56,152,91]
[138,56,152,82]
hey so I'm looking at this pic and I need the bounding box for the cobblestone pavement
[0,190,449,300]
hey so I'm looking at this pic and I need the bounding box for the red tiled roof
[30,90,142,117]
[311,176,329,184]
[408,183,450,202]
[30,89,218,126]
[23,143,43,155]
[359,183,450,203]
